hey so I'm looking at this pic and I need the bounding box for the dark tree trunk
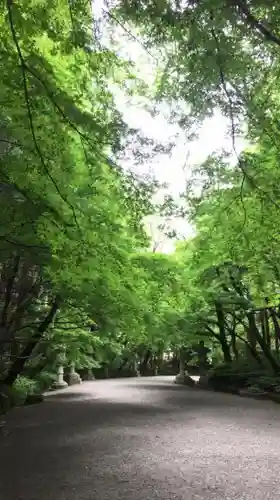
[155,350,163,373]
[230,315,239,359]
[231,331,239,360]
[246,311,257,359]
[179,348,185,374]
[139,349,151,375]
[3,295,61,386]
[214,301,232,363]
[118,357,129,372]
[260,309,271,348]
[1,255,20,326]
[270,308,280,339]
[270,308,280,357]
[247,312,280,373]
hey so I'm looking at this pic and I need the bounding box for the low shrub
[207,359,272,393]
[13,376,40,404]
[247,375,280,393]
[35,371,57,391]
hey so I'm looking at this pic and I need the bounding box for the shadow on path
[1,378,280,500]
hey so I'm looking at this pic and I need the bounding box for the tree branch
[3,295,61,385]
[233,0,280,48]
[6,0,79,227]
[1,255,20,327]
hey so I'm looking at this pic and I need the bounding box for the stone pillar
[84,368,95,381]
[68,362,82,386]
[133,359,140,377]
[196,341,210,375]
[52,365,68,390]
[175,349,186,384]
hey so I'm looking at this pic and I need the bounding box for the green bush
[13,376,40,404]
[1,376,40,414]
[207,359,270,393]
[35,371,57,391]
[0,373,53,414]
[247,375,280,393]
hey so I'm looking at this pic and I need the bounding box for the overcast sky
[93,0,245,252]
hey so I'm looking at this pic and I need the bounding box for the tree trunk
[1,255,20,327]
[245,311,257,359]
[270,308,280,339]
[230,326,239,360]
[3,295,61,386]
[270,308,280,358]
[155,350,163,374]
[276,335,279,358]
[247,311,280,373]
[179,348,185,376]
[118,357,129,372]
[214,301,232,363]
[260,309,271,348]
[139,349,151,375]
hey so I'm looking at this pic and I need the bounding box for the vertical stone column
[133,359,140,377]
[84,368,95,380]
[196,341,210,376]
[52,365,68,389]
[68,362,82,385]
[52,345,68,390]
[175,348,186,383]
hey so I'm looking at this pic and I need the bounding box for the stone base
[52,380,68,390]
[175,372,185,384]
[197,375,209,388]
[68,372,82,386]
[175,372,195,386]
[83,370,95,381]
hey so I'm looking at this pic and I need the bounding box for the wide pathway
[1,376,280,499]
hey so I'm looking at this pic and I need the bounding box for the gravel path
[1,376,280,500]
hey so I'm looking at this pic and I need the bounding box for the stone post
[196,341,210,376]
[84,368,95,381]
[133,359,140,377]
[68,362,82,385]
[175,348,186,384]
[52,365,68,390]
[52,345,68,390]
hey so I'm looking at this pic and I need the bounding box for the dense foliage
[0,0,188,409]
[112,0,280,394]
[3,1,280,410]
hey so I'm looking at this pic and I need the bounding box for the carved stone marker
[52,365,68,390]
[68,362,82,385]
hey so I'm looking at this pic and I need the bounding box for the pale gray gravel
[1,376,280,500]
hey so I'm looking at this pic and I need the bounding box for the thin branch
[102,7,157,61]
[210,20,280,215]
[233,0,280,48]
[0,171,64,230]
[1,255,20,326]
[6,0,79,227]
[0,138,23,149]
[24,61,125,174]
[1,238,49,250]
[67,0,76,34]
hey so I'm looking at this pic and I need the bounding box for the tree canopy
[2,1,280,406]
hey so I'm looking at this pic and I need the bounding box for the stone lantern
[52,345,68,390]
